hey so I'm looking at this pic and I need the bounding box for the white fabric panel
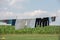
[27,19,36,28]
[15,19,26,30]
[15,19,36,30]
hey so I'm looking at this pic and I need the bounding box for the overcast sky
[0,0,60,25]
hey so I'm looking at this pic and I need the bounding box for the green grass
[0,25,60,34]
[0,34,60,40]
[0,25,60,40]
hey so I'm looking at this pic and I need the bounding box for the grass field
[0,25,60,40]
[0,25,60,34]
[0,34,60,40]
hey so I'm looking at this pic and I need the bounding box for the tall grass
[0,25,60,34]
[0,25,15,34]
[16,26,60,34]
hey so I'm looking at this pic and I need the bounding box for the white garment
[15,19,36,30]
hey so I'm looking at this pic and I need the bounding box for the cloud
[0,0,6,3]
[0,0,26,5]
[0,7,8,12]
[9,0,25,6]
[8,0,30,9]
[0,0,29,11]
[0,9,56,19]
[7,0,29,9]
[0,10,48,19]
[16,10,48,19]
[57,10,60,17]
[16,10,56,19]
[0,11,16,19]
[57,10,60,13]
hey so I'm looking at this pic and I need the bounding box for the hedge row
[0,25,60,34]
